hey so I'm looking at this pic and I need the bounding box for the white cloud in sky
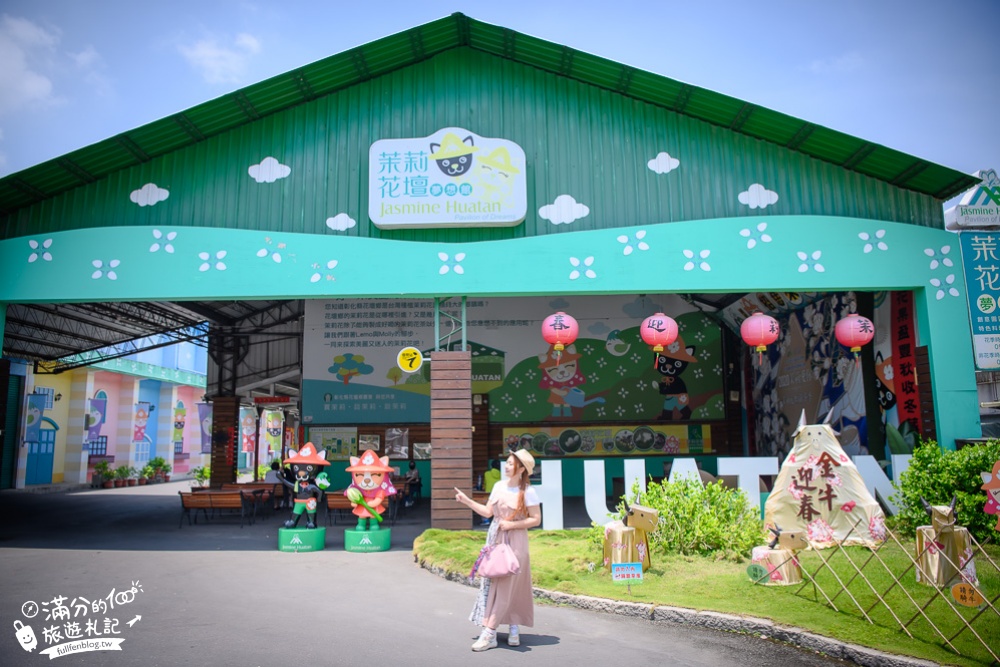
[248,156,290,183]
[0,15,58,114]
[130,183,169,207]
[539,194,589,225]
[70,45,100,68]
[738,183,779,209]
[179,32,261,84]
[326,213,356,231]
[805,51,864,75]
[647,151,680,174]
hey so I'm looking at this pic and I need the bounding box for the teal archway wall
[0,215,978,448]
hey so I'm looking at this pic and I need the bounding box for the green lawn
[413,529,1000,666]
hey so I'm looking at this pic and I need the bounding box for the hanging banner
[197,403,213,453]
[959,230,1000,370]
[890,292,921,432]
[172,405,186,445]
[133,402,151,443]
[284,426,297,452]
[263,409,283,453]
[25,393,47,443]
[86,398,106,442]
[239,407,257,453]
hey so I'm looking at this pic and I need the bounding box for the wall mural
[302,294,724,426]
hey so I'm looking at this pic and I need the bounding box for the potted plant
[191,465,210,488]
[93,460,113,488]
[113,464,130,487]
[139,464,154,485]
[125,466,138,486]
[161,462,172,482]
[148,457,168,482]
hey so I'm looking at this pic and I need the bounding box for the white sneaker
[507,629,520,646]
[471,634,497,652]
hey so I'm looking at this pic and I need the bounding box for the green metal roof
[0,12,978,217]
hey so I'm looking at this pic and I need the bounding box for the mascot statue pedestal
[344,528,392,553]
[278,527,327,552]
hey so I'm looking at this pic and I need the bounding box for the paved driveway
[0,483,848,666]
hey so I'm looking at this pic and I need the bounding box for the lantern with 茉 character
[740,312,780,364]
[541,312,579,359]
[639,313,678,368]
[835,313,875,361]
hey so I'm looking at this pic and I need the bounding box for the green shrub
[890,439,1000,542]
[589,477,765,562]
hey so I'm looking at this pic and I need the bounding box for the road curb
[417,559,939,667]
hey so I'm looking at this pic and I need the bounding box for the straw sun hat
[511,448,535,476]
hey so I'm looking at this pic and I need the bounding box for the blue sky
[0,0,996,198]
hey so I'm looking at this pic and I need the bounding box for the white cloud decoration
[326,213,356,232]
[130,183,169,207]
[738,183,779,210]
[647,152,680,174]
[248,157,291,183]
[539,195,589,225]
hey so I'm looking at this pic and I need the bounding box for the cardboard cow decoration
[915,497,978,588]
[603,498,659,572]
[764,411,886,548]
[749,524,808,585]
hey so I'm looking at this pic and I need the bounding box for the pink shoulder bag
[470,531,520,579]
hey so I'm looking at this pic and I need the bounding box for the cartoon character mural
[133,404,149,442]
[172,405,186,445]
[654,336,698,420]
[538,344,604,418]
[981,460,1000,531]
[279,443,330,529]
[472,146,519,204]
[344,449,396,531]
[429,132,477,177]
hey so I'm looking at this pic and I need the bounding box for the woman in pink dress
[455,448,541,652]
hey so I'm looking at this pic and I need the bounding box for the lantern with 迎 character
[639,313,678,367]
[835,313,875,361]
[741,312,780,364]
[541,312,579,359]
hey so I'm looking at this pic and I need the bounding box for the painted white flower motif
[438,252,466,275]
[526,394,536,404]
[924,246,954,270]
[596,358,608,368]
[310,260,338,283]
[257,247,282,263]
[683,249,711,271]
[929,274,960,300]
[797,250,825,272]
[28,238,53,263]
[859,230,887,253]
[569,256,596,280]
[199,250,227,272]
[617,230,650,256]
[511,377,522,387]
[502,394,512,404]
[617,387,630,398]
[150,229,177,253]
[693,368,704,379]
[511,408,521,418]
[614,406,626,416]
[91,259,120,280]
[633,404,643,412]
[739,222,772,249]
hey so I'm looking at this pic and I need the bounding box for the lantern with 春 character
[835,314,875,361]
[541,312,579,359]
[640,313,678,367]
[741,312,780,364]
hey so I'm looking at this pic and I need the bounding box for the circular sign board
[746,564,768,583]
[396,346,423,373]
[951,582,986,607]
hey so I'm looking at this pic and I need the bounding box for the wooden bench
[325,492,355,526]
[221,483,279,513]
[178,491,256,528]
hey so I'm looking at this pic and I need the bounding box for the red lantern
[740,312,780,363]
[640,313,678,367]
[541,312,579,355]
[835,313,875,359]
